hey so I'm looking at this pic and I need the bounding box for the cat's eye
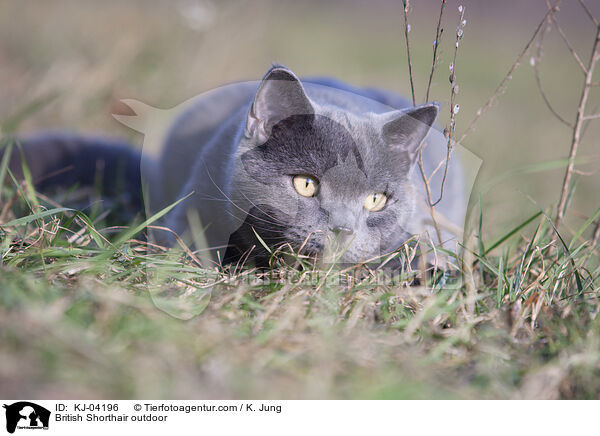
[364,192,387,212]
[292,175,319,197]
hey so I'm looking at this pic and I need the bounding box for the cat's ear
[382,103,440,165]
[246,65,314,143]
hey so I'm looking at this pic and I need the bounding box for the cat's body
[7,65,466,267]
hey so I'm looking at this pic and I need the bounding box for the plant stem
[555,24,600,228]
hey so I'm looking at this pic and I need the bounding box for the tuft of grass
[1,130,599,398]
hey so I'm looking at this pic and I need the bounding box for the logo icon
[3,402,50,434]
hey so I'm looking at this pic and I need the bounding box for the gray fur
[146,65,465,266]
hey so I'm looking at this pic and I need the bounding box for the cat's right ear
[381,103,440,166]
[245,65,314,144]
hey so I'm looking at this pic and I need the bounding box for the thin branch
[402,0,417,105]
[425,0,447,103]
[546,0,588,74]
[555,24,600,227]
[418,148,444,246]
[534,9,573,128]
[415,3,465,250]
[429,6,465,208]
[573,169,598,176]
[432,14,465,206]
[457,1,561,145]
[577,0,599,27]
[400,1,447,249]
[582,113,600,120]
[580,103,599,139]
[592,221,600,249]
[427,151,450,181]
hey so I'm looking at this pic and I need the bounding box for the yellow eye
[293,175,318,197]
[364,192,387,212]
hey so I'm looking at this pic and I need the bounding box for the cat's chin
[287,236,381,266]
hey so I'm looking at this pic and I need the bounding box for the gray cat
[7,64,466,267]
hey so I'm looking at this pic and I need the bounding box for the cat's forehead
[307,110,408,182]
[241,110,412,189]
[319,153,373,197]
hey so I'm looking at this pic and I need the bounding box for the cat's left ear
[381,103,440,165]
[246,65,314,144]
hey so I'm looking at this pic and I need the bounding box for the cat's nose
[330,225,353,236]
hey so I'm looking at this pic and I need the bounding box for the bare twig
[580,103,600,139]
[413,3,464,247]
[555,23,600,227]
[533,7,574,127]
[592,221,600,249]
[402,0,417,105]
[418,148,444,245]
[582,113,600,120]
[457,1,561,145]
[425,0,447,103]
[400,0,442,245]
[577,0,599,27]
[429,8,464,208]
[411,4,466,249]
[573,169,598,176]
[545,0,588,74]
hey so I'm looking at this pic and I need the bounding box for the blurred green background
[1,0,598,238]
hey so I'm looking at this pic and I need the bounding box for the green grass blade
[18,145,40,210]
[111,192,194,247]
[537,206,584,294]
[484,211,542,256]
[497,255,505,307]
[569,206,600,250]
[1,207,74,227]
[0,139,14,204]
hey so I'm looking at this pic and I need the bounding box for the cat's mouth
[286,229,365,262]
[321,232,354,260]
[285,230,324,256]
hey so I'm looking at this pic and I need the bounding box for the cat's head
[232,65,439,264]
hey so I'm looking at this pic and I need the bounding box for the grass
[1,0,600,399]
[1,130,599,399]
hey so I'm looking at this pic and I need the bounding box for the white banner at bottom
[0,399,597,435]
